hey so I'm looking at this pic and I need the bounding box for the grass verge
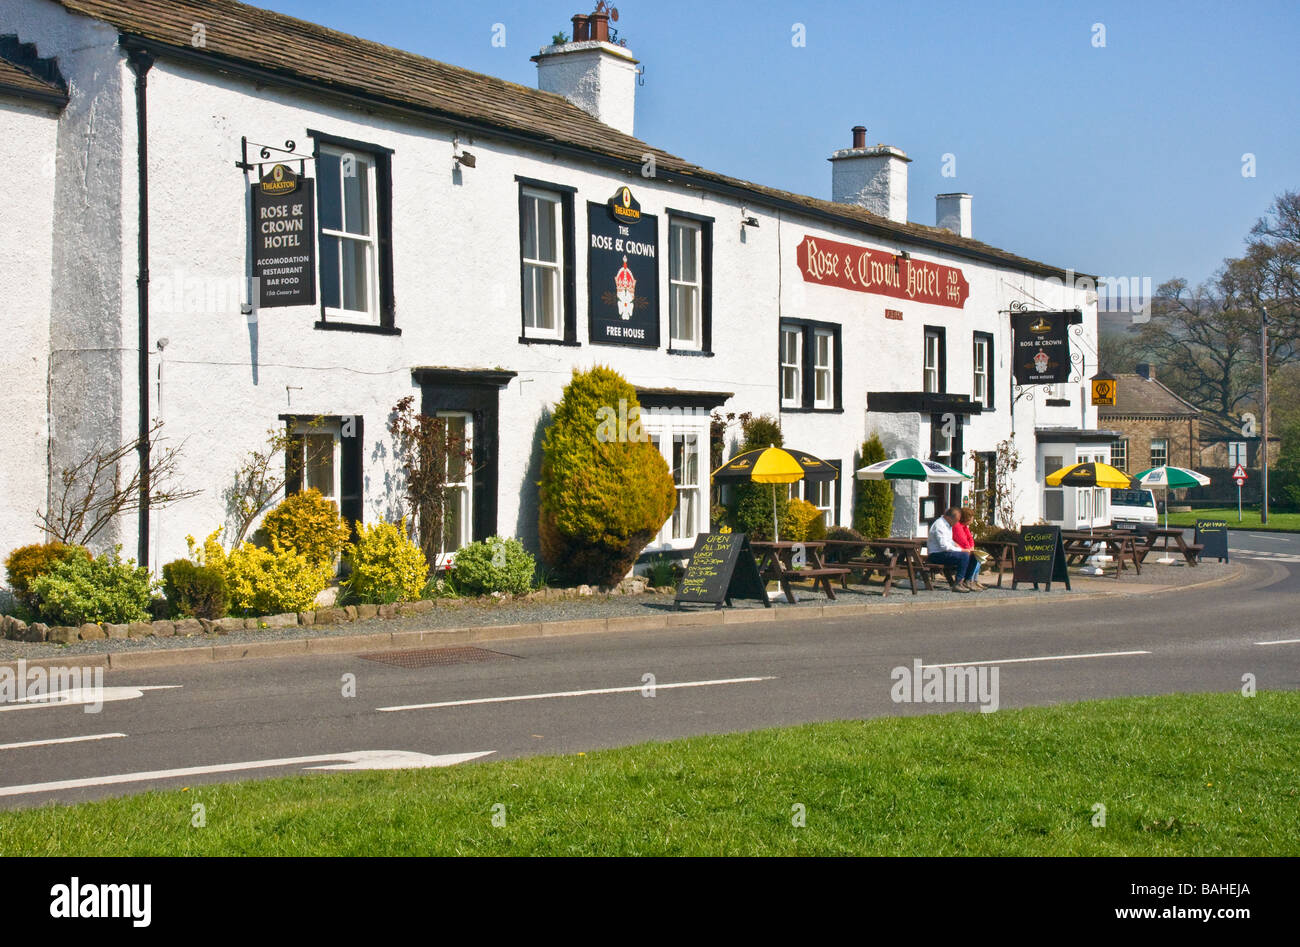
[2,691,1297,856]
[1166,508,1300,531]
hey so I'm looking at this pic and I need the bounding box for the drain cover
[358,646,517,668]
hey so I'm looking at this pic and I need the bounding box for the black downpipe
[129,48,154,567]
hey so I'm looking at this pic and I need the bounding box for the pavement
[0,531,1293,809]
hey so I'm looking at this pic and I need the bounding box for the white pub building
[0,0,1111,573]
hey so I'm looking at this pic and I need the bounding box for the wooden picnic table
[1144,527,1204,566]
[975,538,1018,588]
[838,537,931,596]
[749,540,851,603]
[1061,530,1142,578]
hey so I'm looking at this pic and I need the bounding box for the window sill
[667,348,714,357]
[315,320,401,336]
[519,335,580,346]
[780,405,845,415]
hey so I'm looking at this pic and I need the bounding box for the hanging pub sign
[1012,310,1072,385]
[588,187,658,347]
[795,235,969,308]
[250,163,316,308]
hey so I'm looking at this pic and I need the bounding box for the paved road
[1,534,1296,808]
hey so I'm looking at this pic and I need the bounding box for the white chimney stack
[533,10,638,137]
[829,126,910,224]
[936,193,972,238]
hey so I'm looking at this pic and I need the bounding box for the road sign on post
[1232,464,1247,521]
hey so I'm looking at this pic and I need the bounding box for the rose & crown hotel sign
[795,235,970,309]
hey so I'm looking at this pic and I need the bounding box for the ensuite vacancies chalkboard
[1012,525,1071,591]
[675,533,770,609]
[1194,519,1229,562]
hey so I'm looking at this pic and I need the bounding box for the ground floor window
[645,411,709,548]
[288,419,341,500]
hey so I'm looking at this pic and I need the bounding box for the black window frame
[307,129,398,336]
[972,330,995,410]
[280,413,366,533]
[665,208,714,356]
[923,325,947,394]
[516,176,578,346]
[777,318,843,413]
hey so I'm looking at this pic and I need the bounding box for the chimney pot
[851,125,866,149]
[571,15,589,42]
[589,11,610,42]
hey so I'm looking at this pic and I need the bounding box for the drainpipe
[129,48,155,567]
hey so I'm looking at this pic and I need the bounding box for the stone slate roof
[0,34,69,105]
[1098,374,1201,419]
[53,0,1092,280]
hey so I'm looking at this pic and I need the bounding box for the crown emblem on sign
[1033,351,1050,373]
[615,255,636,320]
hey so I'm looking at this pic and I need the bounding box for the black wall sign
[588,188,659,347]
[675,533,770,609]
[1194,519,1229,562]
[251,164,316,308]
[1012,525,1071,590]
[1012,311,1072,385]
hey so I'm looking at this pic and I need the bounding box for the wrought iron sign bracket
[236,136,311,177]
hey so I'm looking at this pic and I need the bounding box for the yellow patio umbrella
[712,446,838,541]
[1044,461,1135,489]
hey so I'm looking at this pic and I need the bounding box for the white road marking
[1248,534,1291,542]
[921,650,1150,669]
[0,749,493,797]
[1256,639,1300,646]
[0,732,126,751]
[0,685,181,712]
[377,676,776,713]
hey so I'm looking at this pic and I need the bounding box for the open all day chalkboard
[1194,519,1229,562]
[1012,525,1071,591]
[675,533,770,609]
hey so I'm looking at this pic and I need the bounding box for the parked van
[1109,488,1159,530]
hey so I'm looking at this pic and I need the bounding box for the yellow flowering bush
[343,518,429,604]
[781,497,827,543]
[259,490,351,570]
[224,542,330,615]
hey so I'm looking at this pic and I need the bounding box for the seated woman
[952,508,983,591]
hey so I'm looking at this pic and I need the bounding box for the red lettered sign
[796,235,970,309]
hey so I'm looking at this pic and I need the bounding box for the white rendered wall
[535,41,638,137]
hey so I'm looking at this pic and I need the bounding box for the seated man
[926,507,980,592]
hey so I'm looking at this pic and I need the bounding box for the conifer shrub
[538,367,675,586]
[162,559,228,619]
[781,497,825,542]
[854,434,895,538]
[726,414,787,538]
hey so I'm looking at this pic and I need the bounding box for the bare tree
[38,420,201,547]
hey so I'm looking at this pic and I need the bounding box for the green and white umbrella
[855,457,971,483]
[1131,465,1212,558]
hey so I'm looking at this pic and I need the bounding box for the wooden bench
[781,566,852,600]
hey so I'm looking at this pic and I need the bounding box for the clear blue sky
[258,0,1299,288]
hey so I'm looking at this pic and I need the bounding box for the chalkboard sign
[675,533,770,609]
[1012,525,1071,591]
[1194,519,1229,562]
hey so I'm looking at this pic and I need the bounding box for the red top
[953,522,975,550]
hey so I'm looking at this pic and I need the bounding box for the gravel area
[0,559,1238,662]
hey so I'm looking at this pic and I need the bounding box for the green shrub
[854,434,895,538]
[27,548,155,625]
[224,543,330,615]
[343,519,429,604]
[826,525,863,543]
[646,553,682,588]
[260,490,351,570]
[4,542,90,604]
[162,559,228,619]
[452,537,536,596]
[538,367,676,586]
[731,483,788,540]
[739,414,783,452]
